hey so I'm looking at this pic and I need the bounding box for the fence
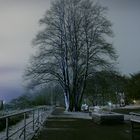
[0,106,50,140]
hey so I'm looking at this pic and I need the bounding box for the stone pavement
[33,107,133,140]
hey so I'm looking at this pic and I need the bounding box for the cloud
[0,0,51,101]
[0,0,140,102]
[0,66,21,73]
[0,66,24,102]
[0,86,23,102]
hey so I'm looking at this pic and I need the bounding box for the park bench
[129,112,140,140]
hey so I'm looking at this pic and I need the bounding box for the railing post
[24,113,26,140]
[6,117,9,140]
[33,110,35,131]
[131,121,134,140]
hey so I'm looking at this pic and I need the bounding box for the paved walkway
[49,109,92,120]
[33,107,137,140]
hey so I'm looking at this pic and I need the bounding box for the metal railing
[0,106,49,140]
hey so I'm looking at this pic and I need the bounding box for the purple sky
[0,0,140,102]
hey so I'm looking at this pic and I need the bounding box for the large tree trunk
[69,94,74,111]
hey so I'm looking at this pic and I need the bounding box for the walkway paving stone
[34,107,140,140]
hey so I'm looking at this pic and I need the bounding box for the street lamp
[108,101,112,113]
[133,99,136,104]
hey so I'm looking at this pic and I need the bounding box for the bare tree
[25,0,117,111]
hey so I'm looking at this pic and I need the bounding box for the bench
[129,112,140,140]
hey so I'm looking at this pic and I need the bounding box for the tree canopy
[25,0,117,111]
[126,72,140,101]
[85,71,127,105]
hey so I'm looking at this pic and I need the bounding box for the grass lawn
[34,108,140,140]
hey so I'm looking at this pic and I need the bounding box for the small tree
[85,71,128,106]
[126,72,140,102]
[25,0,117,111]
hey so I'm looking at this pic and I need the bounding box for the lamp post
[108,101,112,113]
